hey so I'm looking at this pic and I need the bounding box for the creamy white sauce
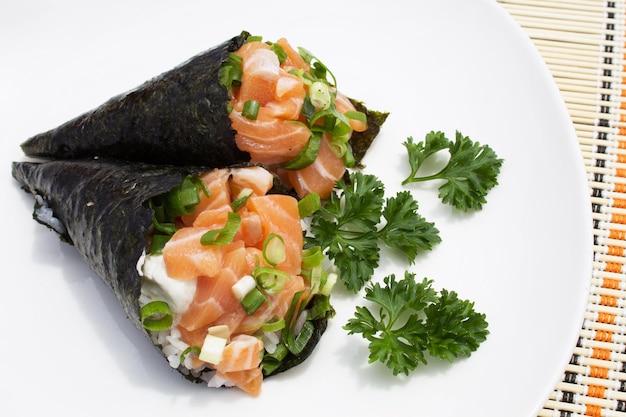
[139,253,196,315]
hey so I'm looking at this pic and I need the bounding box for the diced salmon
[276,38,310,71]
[231,110,311,165]
[192,206,231,228]
[178,246,251,332]
[162,228,225,280]
[216,367,263,396]
[215,334,263,373]
[180,169,231,226]
[228,166,275,197]
[178,277,224,331]
[287,135,346,199]
[237,275,307,334]
[246,194,303,276]
[237,43,280,106]
[335,92,367,132]
[236,209,264,247]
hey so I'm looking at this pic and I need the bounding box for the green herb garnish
[307,172,440,292]
[344,272,489,376]
[402,131,503,211]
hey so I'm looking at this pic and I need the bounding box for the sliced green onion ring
[140,301,173,331]
[253,266,289,295]
[301,246,325,268]
[180,345,201,364]
[241,288,267,315]
[298,192,321,219]
[231,188,253,212]
[242,100,260,120]
[200,212,241,245]
[262,233,286,266]
[279,132,322,170]
[261,319,286,333]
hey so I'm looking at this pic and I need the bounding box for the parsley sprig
[402,131,503,211]
[344,272,489,376]
[306,172,441,292]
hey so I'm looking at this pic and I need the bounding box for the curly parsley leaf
[401,131,503,211]
[307,172,440,292]
[378,191,441,263]
[344,272,489,376]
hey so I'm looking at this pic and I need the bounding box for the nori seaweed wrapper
[19,31,387,168]
[20,32,251,166]
[11,158,330,384]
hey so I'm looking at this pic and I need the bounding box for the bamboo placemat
[498,1,626,416]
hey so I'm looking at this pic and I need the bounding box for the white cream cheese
[139,253,196,315]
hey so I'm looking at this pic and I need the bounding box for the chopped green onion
[285,320,314,355]
[301,246,325,268]
[231,187,253,212]
[246,35,263,43]
[241,288,267,314]
[319,272,338,296]
[150,233,171,255]
[253,266,289,295]
[140,301,173,331]
[200,212,241,245]
[261,319,286,333]
[219,53,243,90]
[309,81,331,111]
[242,100,260,120]
[279,132,322,170]
[261,343,289,376]
[180,345,201,364]
[342,144,356,168]
[344,110,367,125]
[232,275,257,301]
[328,139,348,159]
[262,233,286,266]
[298,192,321,218]
[271,42,287,64]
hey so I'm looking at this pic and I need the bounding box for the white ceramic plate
[0,1,591,416]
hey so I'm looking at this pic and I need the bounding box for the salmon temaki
[18,31,388,200]
[11,159,336,397]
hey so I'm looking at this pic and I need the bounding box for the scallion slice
[261,319,286,333]
[241,288,267,315]
[253,266,289,295]
[231,188,253,212]
[262,233,286,267]
[140,301,173,331]
[279,131,322,170]
[180,345,201,364]
[298,192,321,218]
[200,212,241,245]
[242,100,260,120]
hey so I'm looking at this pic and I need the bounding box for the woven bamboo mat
[498,1,626,416]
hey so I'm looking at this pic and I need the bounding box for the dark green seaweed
[19,32,387,172]
[20,33,250,166]
[11,158,329,384]
[349,99,390,168]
